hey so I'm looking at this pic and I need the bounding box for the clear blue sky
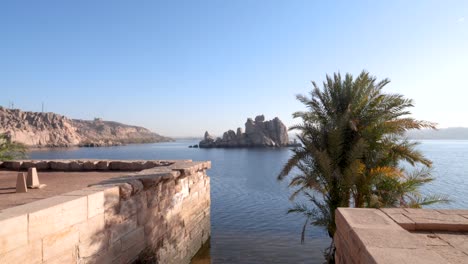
[1,0,467,137]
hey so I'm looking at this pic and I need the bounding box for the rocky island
[0,107,173,147]
[199,115,300,148]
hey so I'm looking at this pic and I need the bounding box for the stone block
[411,232,449,246]
[62,189,105,219]
[109,161,139,171]
[351,227,424,250]
[427,244,468,263]
[96,161,109,170]
[385,213,416,230]
[20,161,36,170]
[336,208,401,232]
[119,183,133,200]
[406,212,468,231]
[121,227,145,251]
[364,247,447,264]
[0,239,42,264]
[3,161,22,170]
[103,186,120,209]
[80,240,122,264]
[128,179,144,195]
[26,195,87,241]
[43,250,77,264]
[436,209,468,215]
[0,213,28,254]
[139,175,164,190]
[77,214,106,242]
[120,241,146,264]
[88,191,105,218]
[49,160,70,170]
[78,232,108,258]
[16,172,28,193]
[110,217,138,243]
[436,232,468,253]
[143,161,159,169]
[69,161,84,170]
[27,167,41,188]
[83,161,98,170]
[35,160,50,170]
[119,197,138,219]
[43,226,79,261]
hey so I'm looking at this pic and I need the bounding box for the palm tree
[278,71,446,245]
[0,133,26,161]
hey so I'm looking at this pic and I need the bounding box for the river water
[29,140,468,263]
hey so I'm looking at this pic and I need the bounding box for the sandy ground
[0,170,131,210]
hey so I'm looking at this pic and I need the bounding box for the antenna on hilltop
[42,102,44,113]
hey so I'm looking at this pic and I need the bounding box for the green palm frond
[279,71,446,244]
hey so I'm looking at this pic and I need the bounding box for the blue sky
[1,0,467,137]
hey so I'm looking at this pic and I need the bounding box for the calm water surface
[29,140,468,263]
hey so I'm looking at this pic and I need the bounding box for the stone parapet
[0,160,211,264]
[335,208,468,263]
[0,159,197,171]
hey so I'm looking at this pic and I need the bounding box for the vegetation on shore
[278,71,448,261]
[0,133,27,161]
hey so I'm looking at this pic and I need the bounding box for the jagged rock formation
[199,115,299,148]
[0,107,173,147]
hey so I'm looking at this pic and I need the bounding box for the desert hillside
[0,107,173,147]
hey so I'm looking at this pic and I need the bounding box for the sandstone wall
[0,160,211,264]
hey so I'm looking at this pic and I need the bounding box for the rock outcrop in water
[0,107,173,147]
[199,115,299,148]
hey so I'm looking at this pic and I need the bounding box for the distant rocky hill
[199,115,300,148]
[0,107,173,147]
[407,127,468,140]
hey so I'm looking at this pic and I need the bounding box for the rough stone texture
[0,159,178,171]
[0,160,210,264]
[0,106,173,147]
[199,115,299,148]
[335,208,468,264]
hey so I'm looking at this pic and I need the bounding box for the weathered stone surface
[110,217,138,243]
[3,161,22,170]
[77,213,106,242]
[119,183,133,200]
[50,160,71,170]
[0,107,172,147]
[35,160,50,170]
[336,208,468,264]
[69,161,84,170]
[0,213,28,254]
[121,227,145,251]
[28,195,87,241]
[199,115,298,148]
[82,161,97,170]
[26,167,41,188]
[78,232,108,258]
[96,161,109,170]
[0,239,42,264]
[16,172,28,193]
[43,226,79,261]
[364,247,447,264]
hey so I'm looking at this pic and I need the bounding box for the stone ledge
[335,208,468,264]
[381,208,468,232]
[0,159,196,172]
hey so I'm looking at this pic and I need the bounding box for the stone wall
[0,160,211,264]
[334,208,468,263]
